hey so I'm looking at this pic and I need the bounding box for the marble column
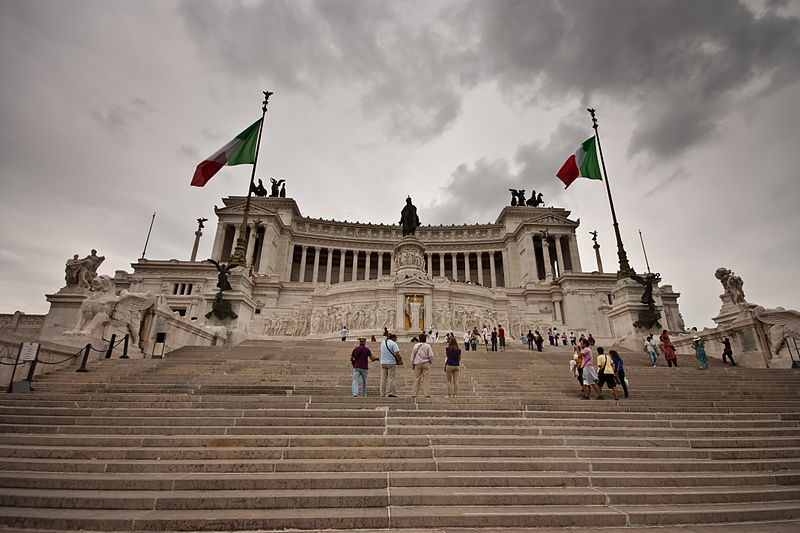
[257,227,270,274]
[554,235,565,278]
[477,252,484,285]
[245,226,257,267]
[451,252,458,281]
[569,235,582,272]
[211,222,226,260]
[325,247,333,283]
[377,252,384,278]
[541,238,553,280]
[554,299,563,323]
[312,247,320,283]
[389,252,395,275]
[298,246,308,283]
[286,245,296,281]
[501,250,509,288]
[365,251,372,281]
[338,249,346,284]
[530,234,540,280]
[232,225,241,252]
[464,252,471,282]
[351,251,359,281]
[427,254,433,276]
[439,253,445,277]
[489,252,497,288]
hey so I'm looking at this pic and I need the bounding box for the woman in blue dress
[692,336,708,370]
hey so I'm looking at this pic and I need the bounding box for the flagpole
[229,91,272,268]
[639,229,651,274]
[587,107,635,279]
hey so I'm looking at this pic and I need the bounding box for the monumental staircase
[1,338,800,531]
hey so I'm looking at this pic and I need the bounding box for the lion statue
[65,275,156,346]
[752,306,800,358]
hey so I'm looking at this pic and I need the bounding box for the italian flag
[191,118,262,187]
[556,136,603,188]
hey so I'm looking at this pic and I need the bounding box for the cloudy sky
[1,0,798,330]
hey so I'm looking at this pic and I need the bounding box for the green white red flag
[191,118,262,187]
[556,136,602,188]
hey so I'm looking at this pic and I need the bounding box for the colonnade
[527,233,582,281]
[288,247,392,283]
[287,246,507,287]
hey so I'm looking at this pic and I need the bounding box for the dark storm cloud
[89,98,154,140]
[427,115,587,224]
[179,0,471,142]
[473,0,800,158]
[180,0,800,158]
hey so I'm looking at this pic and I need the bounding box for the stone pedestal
[393,236,426,280]
[605,277,663,351]
[204,266,255,345]
[42,288,88,335]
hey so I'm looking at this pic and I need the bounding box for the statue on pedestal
[269,178,285,197]
[631,272,662,329]
[404,296,422,330]
[207,259,235,292]
[715,267,746,305]
[251,179,268,197]
[400,197,420,236]
[65,250,105,290]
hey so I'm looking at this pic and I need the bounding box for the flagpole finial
[262,91,273,112]
[587,108,598,128]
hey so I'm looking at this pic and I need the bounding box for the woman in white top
[411,333,435,398]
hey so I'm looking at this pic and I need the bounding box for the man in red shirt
[498,325,506,352]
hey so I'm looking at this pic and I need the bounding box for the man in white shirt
[645,335,659,367]
[463,331,471,351]
[411,333,435,398]
[380,333,401,397]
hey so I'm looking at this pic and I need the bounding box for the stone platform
[1,339,799,531]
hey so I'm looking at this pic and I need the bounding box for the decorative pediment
[526,214,579,227]
[395,277,433,289]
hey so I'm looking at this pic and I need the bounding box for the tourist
[595,347,620,400]
[579,338,604,400]
[350,337,378,397]
[692,336,709,370]
[610,349,629,398]
[341,326,348,342]
[445,335,461,397]
[548,329,554,345]
[579,333,585,345]
[720,337,736,366]
[571,346,583,387]
[463,331,471,351]
[380,333,402,397]
[383,327,389,338]
[562,333,568,345]
[411,333,435,398]
[498,324,506,351]
[569,332,576,346]
[662,339,678,367]
[527,330,535,350]
[428,325,437,343]
[370,335,376,342]
[645,335,659,367]
[534,330,544,352]
[491,327,498,351]
[470,328,479,351]
[587,333,595,346]
[482,326,490,351]
[660,329,670,343]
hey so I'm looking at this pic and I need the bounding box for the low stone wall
[0,334,86,390]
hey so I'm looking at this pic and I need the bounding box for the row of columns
[290,247,392,283]
[424,251,504,288]
[288,246,507,287]
[528,233,581,281]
